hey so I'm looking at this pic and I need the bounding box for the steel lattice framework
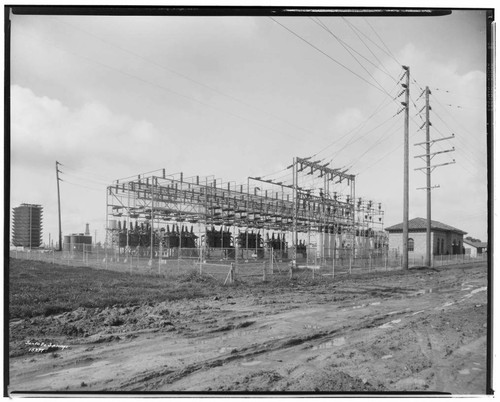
[105,157,385,260]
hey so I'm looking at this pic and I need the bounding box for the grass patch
[8,259,224,319]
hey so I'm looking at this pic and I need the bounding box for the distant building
[463,239,487,258]
[385,217,466,256]
[12,203,43,248]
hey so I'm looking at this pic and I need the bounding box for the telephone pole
[56,161,62,251]
[414,86,455,266]
[402,66,410,270]
[425,87,432,267]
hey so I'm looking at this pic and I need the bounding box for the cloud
[10,85,180,242]
[11,85,179,170]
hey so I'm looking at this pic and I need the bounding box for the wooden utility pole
[292,157,298,267]
[56,161,62,251]
[402,66,410,270]
[414,86,455,266]
[425,87,432,267]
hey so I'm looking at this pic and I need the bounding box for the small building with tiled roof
[385,217,467,256]
[463,239,487,258]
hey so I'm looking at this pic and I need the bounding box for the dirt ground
[8,261,489,395]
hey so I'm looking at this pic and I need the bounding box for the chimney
[85,223,90,236]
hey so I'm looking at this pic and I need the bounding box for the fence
[9,244,488,284]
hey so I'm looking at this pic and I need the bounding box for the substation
[105,157,387,266]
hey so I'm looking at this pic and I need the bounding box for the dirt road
[9,262,488,394]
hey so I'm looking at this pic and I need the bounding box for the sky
[8,6,491,246]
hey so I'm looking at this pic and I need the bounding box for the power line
[342,17,395,80]
[310,79,401,159]
[363,17,402,67]
[311,17,396,84]
[269,17,394,98]
[49,16,324,139]
[341,18,400,70]
[329,111,401,161]
[59,178,103,192]
[16,30,306,145]
[350,119,403,169]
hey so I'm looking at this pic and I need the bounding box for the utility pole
[56,161,62,251]
[402,66,410,270]
[292,157,298,267]
[415,86,455,266]
[425,87,432,267]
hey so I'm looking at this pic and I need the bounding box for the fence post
[349,256,352,275]
[230,262,235,284]
[289,262,293,280]
[332,255,335,280]
[270,248,273,275]
[385,254,388,271]
[263,261,267,282]
[369,255,372,272]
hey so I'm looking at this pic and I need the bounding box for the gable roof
[463,239,488,248]
[385,217,467,235]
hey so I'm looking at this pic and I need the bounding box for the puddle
[312,337,346,350]
[189,339,211,345]
[379,318,402,329]
[36,360,111,378]
[471,286,487,294]
[220,328,263,341]
[381,354,393,359]
[370,302,381,306]
[410,286,468,297]
[458,368,470,375]
[241,360,262,366]
[304,324,321,329]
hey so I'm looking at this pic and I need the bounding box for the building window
[408,238,414,252]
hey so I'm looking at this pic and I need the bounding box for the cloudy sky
[9,7,491,246]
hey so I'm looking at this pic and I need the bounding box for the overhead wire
[349,119,404,170]
[341,17,400,70]
[363,17,402,66]
[309,78,401,160]
[48,16,325,139]
[310,17,396,85]
[342,17,395,80]
[269,17,395,98]
[16,29,306,145]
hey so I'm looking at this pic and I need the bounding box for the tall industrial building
[12,204,43,248]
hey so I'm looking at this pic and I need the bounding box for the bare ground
[8,261,488,395]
